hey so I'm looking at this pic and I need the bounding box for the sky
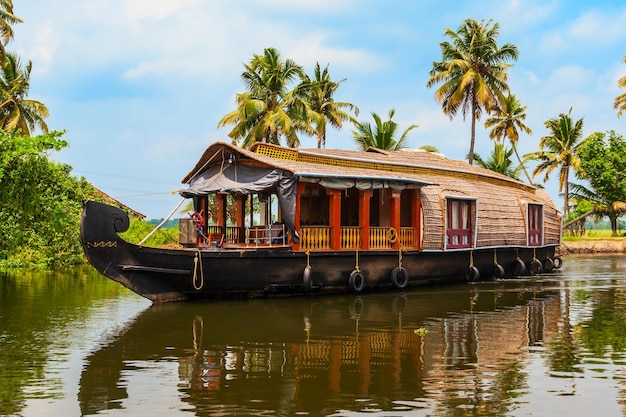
[9,0,626,219]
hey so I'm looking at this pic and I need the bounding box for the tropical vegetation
[473,141,521,180]
[427,18,519,164]
[352,109,417,151]
[484,94,533,183]
[614,56,626,118]
[218,47,357,149]
[527,108,584,218]
[571,131,626,236]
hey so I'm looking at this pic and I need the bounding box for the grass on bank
[562,229,626,242]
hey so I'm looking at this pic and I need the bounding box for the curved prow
[80,200,188,303]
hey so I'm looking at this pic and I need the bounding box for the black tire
[491,263,505,279]
[553,256,563,269]
[465,266,480,282]
[391,266,409,289]
[529,259,542,275]
[542,258,554,273]
[511,258,526,276]
[303,266,312,291]
[349,269,365,292]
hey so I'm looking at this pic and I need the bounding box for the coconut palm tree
[353,109,417,151]
[418,144,440,153]
[614,56,626,118]
[529,109,583,218]
[568,183,626,236]
[0,53,49,136]
[484,94,533,183]
[218,47,308,149]
[427,18,519,165]
[0,1,21,63]
[473,141,521,179]
[298,63,358,148]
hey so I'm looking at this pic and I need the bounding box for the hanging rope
[355,249,360,271]
[306,250,311,268]
[398,247,403,268]
[493,248,498,265]
[192,249,204,290]
[469,250,474,267]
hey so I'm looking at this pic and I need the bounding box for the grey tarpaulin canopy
[180,163,299,242]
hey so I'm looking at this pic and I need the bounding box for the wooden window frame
[528,204,543,246]
[446,198,474,249]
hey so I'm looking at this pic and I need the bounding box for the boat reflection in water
[79,278,563,416]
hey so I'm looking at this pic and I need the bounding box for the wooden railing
[369,227,392,249]
[340,226,361,249]
[400,227,415,248]
[299,226,416,251]
[299,226,331,250]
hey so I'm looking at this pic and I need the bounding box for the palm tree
[529,108,583,218]
[427,18,519,165]
[484,94,533,183]
[0,1,21,63]
[473,141,521,179]
[569,183,626,236]
[218,47,308,149]
[0,53,49,135]
[614,56,626,118]
[418,144,440,153]
[298,63,358,148]
[353,109,417,151]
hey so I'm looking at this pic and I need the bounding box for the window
[528,204,543,246]
[446,199,472,249]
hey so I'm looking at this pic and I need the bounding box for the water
[1,255,626,416]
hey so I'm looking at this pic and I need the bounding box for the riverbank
[558,238,626,255]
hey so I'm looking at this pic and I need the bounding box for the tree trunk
[468,99,476,165]
[563,167,569,219]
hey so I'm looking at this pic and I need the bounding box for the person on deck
[190,210,208,246]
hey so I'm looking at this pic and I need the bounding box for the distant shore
[558,239,626,255]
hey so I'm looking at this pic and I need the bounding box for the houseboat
[80,141,563,302]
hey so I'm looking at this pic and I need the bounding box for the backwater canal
[2,254,626,416]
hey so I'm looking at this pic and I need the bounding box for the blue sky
[9,0,626,219]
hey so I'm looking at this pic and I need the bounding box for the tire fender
[491,263,505,279]
[465,266,480,282]
[529,259,542,275]
[391,266,409,289]
[511,258,526,276]
[349,269,365,292]
[542,257,554,273]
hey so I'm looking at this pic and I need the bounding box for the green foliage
[427,18,519,164]
[0,130,90,270]
[576,131,626,206]
[473,141,521,179]
[119,217,179,247]
[352,109,417,151]
[572,131,626,236]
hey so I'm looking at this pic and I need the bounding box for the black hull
[80,200,561,302]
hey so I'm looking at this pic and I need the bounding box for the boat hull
[80,201,560,302]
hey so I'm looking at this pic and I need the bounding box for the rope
[139,196,186,246]
[493,248,498,264]
[192,249,204,290]
[398,248,403,268]
[355,249,360,271]
[306,250,311,268]
[532,247,537,261]
[469,250,474,267]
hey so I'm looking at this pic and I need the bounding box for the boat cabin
[179,142,561,254]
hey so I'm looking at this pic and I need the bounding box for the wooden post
[411,189,422,249]
[327,189,342,250]
[235,195,245,243]
[292,183,306,251]
[217,194,227,237]
[359,190,373,250]
[389,190,402,250]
